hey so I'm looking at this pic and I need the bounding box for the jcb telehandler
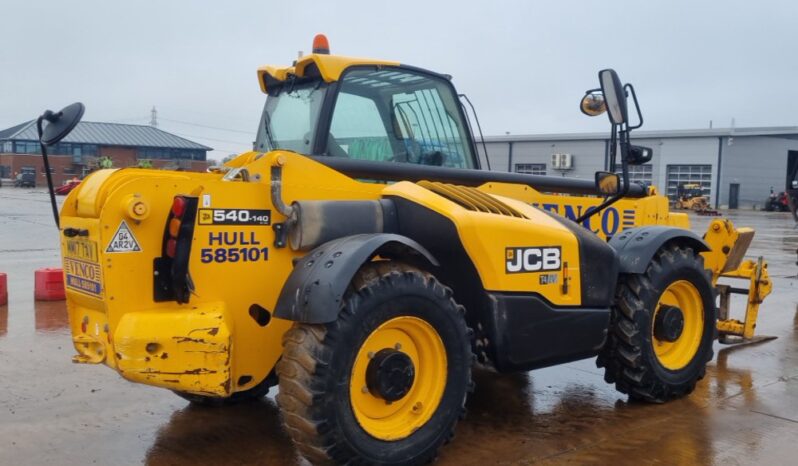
[38,35,771,465]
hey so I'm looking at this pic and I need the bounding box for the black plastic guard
[273,233,438,323]
[609,226,709,274]
[483,293,610,372]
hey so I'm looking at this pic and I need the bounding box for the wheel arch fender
[609,226,710,274]
[274,233,438,323]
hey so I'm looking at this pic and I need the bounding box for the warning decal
[106,220,142,253]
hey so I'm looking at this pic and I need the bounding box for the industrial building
[0,121,212,187]
[481,127,798,209]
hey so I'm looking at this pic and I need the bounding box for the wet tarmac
[1,187,797,465]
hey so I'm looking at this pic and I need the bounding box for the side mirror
[580,92,606,117]
[598,69,627,125]
[595,171,620,195]
[628,145,653,165]
[39,102,85,146]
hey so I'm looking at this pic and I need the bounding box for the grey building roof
[0,120,212,150]
[484,126,798,143]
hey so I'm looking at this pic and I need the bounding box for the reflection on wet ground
[34,300,70,333]
[0,305,6,337]
[1,190,797,465]
[145,400,302,466]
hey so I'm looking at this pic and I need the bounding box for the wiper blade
[262,112,277,151]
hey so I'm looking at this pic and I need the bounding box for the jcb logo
[505,247,562,273]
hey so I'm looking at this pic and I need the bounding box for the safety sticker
[198,208,271,226]
[106,220,142,253]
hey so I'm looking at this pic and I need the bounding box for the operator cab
[254,37,478,169]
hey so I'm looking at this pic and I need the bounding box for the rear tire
[597,243,715,402]
[276,262,473,465]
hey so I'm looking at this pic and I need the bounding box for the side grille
[417,181,526,218]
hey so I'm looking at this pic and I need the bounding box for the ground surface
[1,187,796,465]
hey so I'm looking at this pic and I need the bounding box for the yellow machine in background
[43,36,772,465]
[675,182,710,211]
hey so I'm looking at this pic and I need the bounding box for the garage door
[617,164,653,185]
[666,164,712,200]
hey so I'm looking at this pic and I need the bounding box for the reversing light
[166,238,177,258]
[312,34,330,54]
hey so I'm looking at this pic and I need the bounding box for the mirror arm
[626,84,644,130]
[607,124,618,172]
[36,117,61,229]
[617,126,632,196]
[576,127,631,225]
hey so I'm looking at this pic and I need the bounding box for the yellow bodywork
[702,219,772,340]
[61,149,770,396]
[257,53,399,93]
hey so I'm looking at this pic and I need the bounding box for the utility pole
[150,106,158,127]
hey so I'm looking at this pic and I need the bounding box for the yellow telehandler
[34,35,771,465]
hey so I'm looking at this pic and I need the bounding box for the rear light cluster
[166,196,188,258]
[154,195,198,304]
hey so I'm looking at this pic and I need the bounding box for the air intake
[417,181,526,218]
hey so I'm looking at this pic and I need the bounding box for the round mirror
[40,102,85,146]
[580,92,606,117]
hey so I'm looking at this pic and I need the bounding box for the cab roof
[257,53,400,94]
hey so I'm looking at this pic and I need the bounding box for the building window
[52,143,70,155]
[2,141,12,153]
[14,141,40,154]
[666,164,712,200]
[617,164,653,185]
[137,148,206,161]
[0,165,10,178]
[515,163,547,175]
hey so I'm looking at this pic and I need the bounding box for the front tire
[598,243,715,402]
[276,262,473,465]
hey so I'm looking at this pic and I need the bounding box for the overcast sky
[2,0,796,161]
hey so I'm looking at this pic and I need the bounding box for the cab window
[326,68,475,168]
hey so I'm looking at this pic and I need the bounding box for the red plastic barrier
[0,272,7,306]
[35,268,65,301]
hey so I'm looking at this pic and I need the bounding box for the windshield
[253,68,477,170]
[254,81,327,154]
[327,68,476,169]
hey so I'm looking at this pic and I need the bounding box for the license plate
[64,238,103,298]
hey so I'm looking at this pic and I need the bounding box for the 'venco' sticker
[198,209,271,226]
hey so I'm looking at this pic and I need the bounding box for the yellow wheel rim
[652,280,704,370]
[350,316,447,441]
